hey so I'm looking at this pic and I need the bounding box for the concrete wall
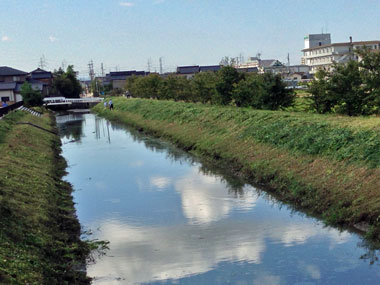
[0,90,15,102]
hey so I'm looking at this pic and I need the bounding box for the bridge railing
[43,97,104,105]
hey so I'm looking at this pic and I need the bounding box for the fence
[0,101,23,118]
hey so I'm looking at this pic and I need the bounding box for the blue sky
[1,0,379,78]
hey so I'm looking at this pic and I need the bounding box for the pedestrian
[109,99,113,110]
[104,101,107,108]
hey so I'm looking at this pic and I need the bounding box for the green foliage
[259,73,295,110]
[52,65,82,98]
[124,67,293,111]
[309,70,337,113]
[20,82,43,107]
[331,61,367,116]
[126,74,163,99]
[215,66,243,105]
[309,50,380,116]
[159,75,191,101]
[232,74,264,107]
[232,73,295,109]
[190,72,218,103]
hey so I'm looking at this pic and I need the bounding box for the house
[29,68,53,96]
[237,58,286,74]
[301,33,380,73]
[0,66,28,103]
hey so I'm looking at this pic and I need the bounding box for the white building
[302,34,380,74]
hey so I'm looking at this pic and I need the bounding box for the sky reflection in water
[58,114,380,284]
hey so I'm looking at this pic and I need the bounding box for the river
[57,113,380,284]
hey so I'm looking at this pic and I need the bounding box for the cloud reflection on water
[88,216,351,284]
[88,169,351,284]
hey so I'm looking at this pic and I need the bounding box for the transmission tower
[147,58,152,72]
[88,60,95,81]
[101,63,104,77]
[39,55,47,69]
[159,57,163,74]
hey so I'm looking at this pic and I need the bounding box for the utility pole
[39,55,47,69]
[61,60,67,71]
[287,53,290,67]
[147,58,152,72]
[101,63,104,77]
[88,60,95,81]
[159,57,163,74]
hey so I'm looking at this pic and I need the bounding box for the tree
[309,70,337,114]
[329,61,366,116]
[190,72,218,103]
[259,73,295,110]
[158,75,191,101]
[232,74,264,107]
[20,82,43,107]
[357,48,380,113]
[216,66,243,105]
[52,65,82,98]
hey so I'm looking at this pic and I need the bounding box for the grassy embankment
[94,97,380,238]
[0,110,93,284]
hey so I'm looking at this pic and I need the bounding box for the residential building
[301,34,380,73]
[0,66,28,103]
[29,68,53,96]
[106,70,149,89]
[238,57,285,73]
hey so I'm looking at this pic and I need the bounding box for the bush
[20,82,43,107]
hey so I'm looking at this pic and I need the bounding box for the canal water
[57,113,380,284]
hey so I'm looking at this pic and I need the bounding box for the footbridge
[44,97,103,110]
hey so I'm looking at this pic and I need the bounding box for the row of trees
[21,65,82,107]
[310,49,380,116]
[125,66,295,110]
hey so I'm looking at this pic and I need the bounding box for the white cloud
[1,36,10,42]
[149,176,172,190]
[119,1,134,7]
[49,36,57,42]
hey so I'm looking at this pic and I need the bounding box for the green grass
[0,110,94,284]
[93,98,380,236]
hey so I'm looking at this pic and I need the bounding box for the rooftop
[0,66,28,76]
[302,40,380,51]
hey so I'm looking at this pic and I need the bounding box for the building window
[1,96,10,102]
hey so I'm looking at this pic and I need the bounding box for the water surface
[58,113,380,284]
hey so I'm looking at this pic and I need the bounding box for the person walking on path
[104,101,107,108]
[109,99,114,110]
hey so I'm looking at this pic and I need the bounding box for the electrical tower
[88,60,95,81]
[101,63,104,77]
[147,58,152,72]
[39,55,47,69]
[159,57,163,74]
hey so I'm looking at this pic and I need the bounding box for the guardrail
[0,101,23,118]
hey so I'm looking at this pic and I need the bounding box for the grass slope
[0,111,91,284]
[93,98,380,237]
